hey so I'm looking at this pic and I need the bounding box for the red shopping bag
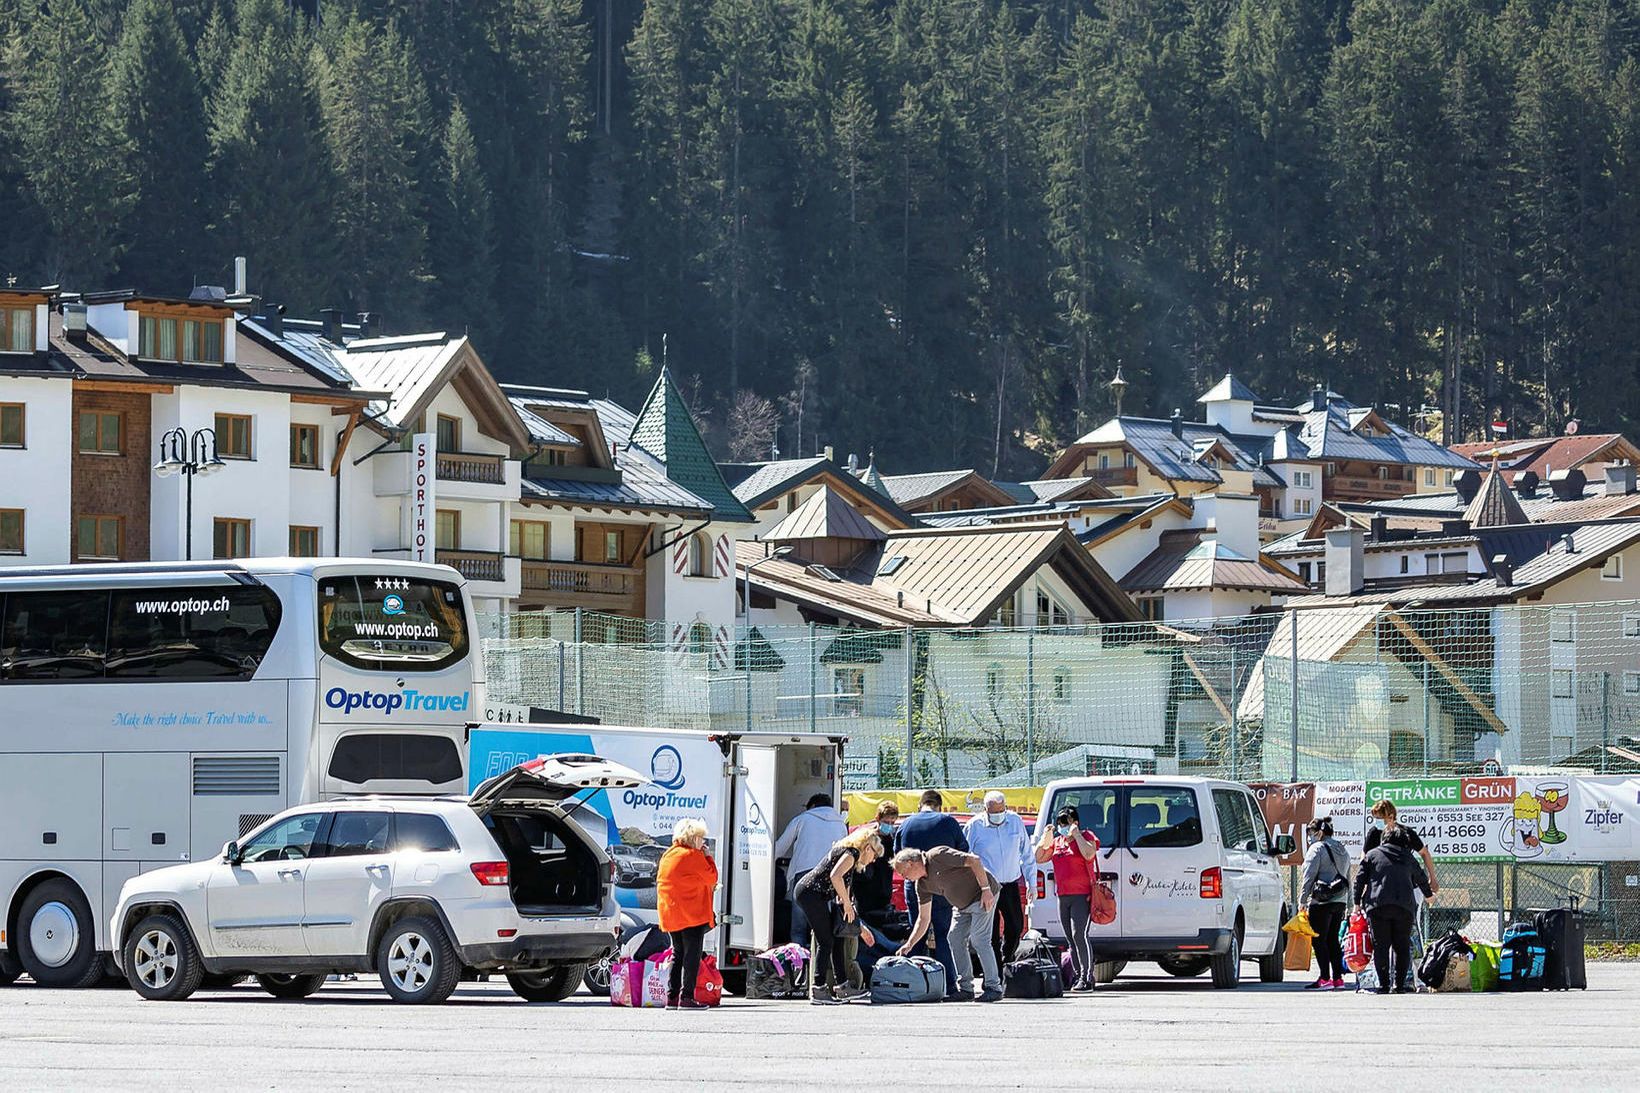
[1344,910,1373,974]
[695,954,724,1007]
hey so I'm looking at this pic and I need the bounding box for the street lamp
[741,543,794,613]
[154,426,227,560]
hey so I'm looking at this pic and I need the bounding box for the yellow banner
[844,787,1044,825]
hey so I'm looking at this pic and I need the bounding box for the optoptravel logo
[650,745,686,790]
[324,687,470,715]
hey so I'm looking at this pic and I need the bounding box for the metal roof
[505,396,582,447]
[626,367,753,522]
[723,457,832,507]
[1119,530,1308,594]
[242,318,354,385]
[1463,466,1529,528]
[332,334,464,429]
[1450,434,1639,483]
[1235,604,1386,720]
[764,484,886,542]
[1295,399,1477,469]
[877,468,1016,508]
[1197,373,1257,403]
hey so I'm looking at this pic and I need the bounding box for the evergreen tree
[317,13,431,317]
[6,0,132,283]
[208,0,337,309]
[110,0,209,291]
[429,101,500,348]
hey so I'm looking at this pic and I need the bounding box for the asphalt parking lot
[2,964,1637,1091]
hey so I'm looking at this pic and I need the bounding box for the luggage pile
[1408,904,1587,995]
[1003,934,1064,1000]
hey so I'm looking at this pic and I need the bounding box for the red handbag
[694,954,724,1006]
[1344,910,1373,973]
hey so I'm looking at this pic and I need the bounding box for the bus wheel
[17,880,104,988]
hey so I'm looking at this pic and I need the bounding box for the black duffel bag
[1003,956,1064,1000]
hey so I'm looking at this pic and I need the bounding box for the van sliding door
[727,743,778,953]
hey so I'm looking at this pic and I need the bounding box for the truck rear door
[727,743,778,953]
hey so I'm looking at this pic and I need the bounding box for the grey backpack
[869,955,946,1003]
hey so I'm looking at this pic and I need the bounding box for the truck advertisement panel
[469,727,727,913]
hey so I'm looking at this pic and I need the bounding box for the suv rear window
[327,733,462,785]
[318,575,467,671]
[394,812,459,853]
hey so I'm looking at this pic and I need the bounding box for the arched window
[688,532,711,576]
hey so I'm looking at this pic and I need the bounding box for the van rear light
[1036,870,1046,900]
[1200,867,1222,899]
[470,861,510,886]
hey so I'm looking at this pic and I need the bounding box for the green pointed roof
[628,367,754,522]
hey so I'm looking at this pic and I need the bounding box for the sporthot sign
[411,431,437,563]
[1252,776,1640,864]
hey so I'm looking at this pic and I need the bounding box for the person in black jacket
[1353,824,1432,994]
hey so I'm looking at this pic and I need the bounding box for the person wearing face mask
[1034,805,1100,992]
[1363,799,1438,990]
[852,803,907,975]
[964,791,1033,969]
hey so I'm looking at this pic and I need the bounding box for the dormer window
[1,306,33,353]
[139,314,223,363]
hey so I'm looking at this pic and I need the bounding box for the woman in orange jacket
[657,818,718,1010]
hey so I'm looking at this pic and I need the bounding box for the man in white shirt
[963,791,1033,967]
[775,793,848,944]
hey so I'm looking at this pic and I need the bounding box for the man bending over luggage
[892,847,1003,1002]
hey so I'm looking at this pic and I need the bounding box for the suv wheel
[255,973,327,999]
[376,917,461,1004]
[124,915,204,1002]
[508,963,587,1003]
[1258,912,1287,983]
[582,955,612,997]
[17,880,104,988]
[1210,922,1243,990]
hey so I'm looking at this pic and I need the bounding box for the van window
[327,733,462,785]
[1045,787,1119,848]
[1212,788,1258,852]
[1128,787,1202,848]
[1245,794,1272,854]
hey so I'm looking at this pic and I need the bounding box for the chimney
[1170,408,1183,438]
[1324,526,1365,597]
[1564,532,1577,555]
[1453,467,1482,504]
[1311,384,1327,412]
[357,311,373,339]
[234,256,247,295]
[320,307,344,343]
[823,444,835,462]
[846,452,858,473]
[1492,553,1513,587]
[1369,515,1389,542]
[1515,470,1540,499]
[1605,461,1636,497]
[260,303,285,338]
[1440,519,1471,537]
[1548,467,1586,501]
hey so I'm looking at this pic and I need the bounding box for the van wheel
[124,914,204,1001]
[1210,924,1243,989]
[507,963,586,1003]
[1258,914,1287,983]
[1093,960,1125,984]
[0,951,21,985]
[1158,955,1209,977]
[17,880,104,988]
[377,917,461,1004]
[255,973,327,999]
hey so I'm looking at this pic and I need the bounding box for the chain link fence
[480,600,1640,941]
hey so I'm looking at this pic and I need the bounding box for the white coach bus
[0,558,483,987]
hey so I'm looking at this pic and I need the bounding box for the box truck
[466,723,845,987]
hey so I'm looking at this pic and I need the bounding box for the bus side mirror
[1271,835,1296,856]
[224,841,240,864]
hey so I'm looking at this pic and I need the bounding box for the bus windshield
[318,574,468,671]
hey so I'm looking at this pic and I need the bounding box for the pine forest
[5,0,1640,475]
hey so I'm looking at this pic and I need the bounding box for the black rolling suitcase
[1534,906,1587,991]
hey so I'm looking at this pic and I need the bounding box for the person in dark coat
[893,790,969,998]
[1353,824,1432,994]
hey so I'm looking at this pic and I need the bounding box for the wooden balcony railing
[437,549,505,583]
[520,559,644,613]
[1323,476,1417,501]
[437,451,507,485]
[1086,466,1138,487]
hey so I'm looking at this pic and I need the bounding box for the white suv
[111,756,640,1004]
[1027,776,1296,989]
